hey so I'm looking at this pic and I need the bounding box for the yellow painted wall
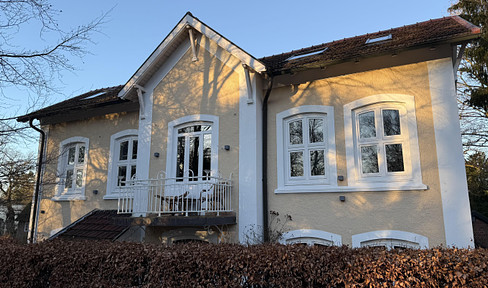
[267,60,445,246]
[36,111,139,240]
[148,39,241,242]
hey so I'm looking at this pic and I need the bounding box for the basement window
[365,34,392,44]
[286,48,328,61]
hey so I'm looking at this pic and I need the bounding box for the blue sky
[4,1,456,123]
[5,0,457,114]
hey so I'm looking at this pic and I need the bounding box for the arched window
[166,115,219,180]
[352,230,429,249]
[344,94,426,190]
[280,229,342,246]
[276,106,338,193]
[54,136,89,201]
[105,129,138,199]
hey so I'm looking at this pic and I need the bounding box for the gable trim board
[119,12,266,101]
[428,58,474,248]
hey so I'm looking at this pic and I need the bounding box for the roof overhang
[118,12,267,100]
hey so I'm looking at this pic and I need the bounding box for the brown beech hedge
[1,237,488,287]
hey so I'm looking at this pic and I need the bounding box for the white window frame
[344,94,427,191]
[276,106,337,193]
[53,136,89,201]
[104,129,138,200]
[280,229,342,246]
[166,115,219,179]
[352,230,429,249]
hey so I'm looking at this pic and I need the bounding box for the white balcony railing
[117,172,232,216]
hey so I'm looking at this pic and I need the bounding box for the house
[17,13,480,248]
[472,211,488,248]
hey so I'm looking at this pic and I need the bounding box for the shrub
[0,238,487,287]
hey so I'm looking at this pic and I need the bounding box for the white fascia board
[185,16,266,73]
[119,14,266,100]
[428,58,474,248]
[119,22,188,99]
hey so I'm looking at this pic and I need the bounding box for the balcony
[117,173,233,218]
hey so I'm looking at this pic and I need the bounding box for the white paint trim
[166,114,219,178]
[276,105,338,192]
[352,230,429,249]
[343,94,424,189]
[428,58,474,248]
[53,136,89,201]
[275,183,428,194]
[185,15,266,72]
[238,65,263,243]
[280,229,342,246]
[104,129,138,200]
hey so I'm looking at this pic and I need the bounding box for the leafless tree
[0,150,35,236]
[0,0,107,154]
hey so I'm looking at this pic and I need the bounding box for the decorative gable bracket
[242,64,254,104]
[134,84,146,120]
[186,25,198,62]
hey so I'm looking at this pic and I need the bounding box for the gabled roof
[16,15,481,122]
[49,209,131,241]
[118,12,267,100]
[16,85,125,122]
[261,16,481,75]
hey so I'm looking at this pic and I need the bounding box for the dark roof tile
[49,209,130,241]
[16,85,126,122]
[260,16,480,75]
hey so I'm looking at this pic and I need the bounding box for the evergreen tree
[450,1,488,112]
[465,151,488,217]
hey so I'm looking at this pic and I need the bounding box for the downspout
[262,75,274,242]
[28,118,45,244]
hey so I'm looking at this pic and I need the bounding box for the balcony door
[175,123,212,181]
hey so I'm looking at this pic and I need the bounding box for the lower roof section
[49,209,131,241]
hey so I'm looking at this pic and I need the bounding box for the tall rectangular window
[55,136,89,201]
[115,137,138,186]
[175,124,212,181]
[286,115,328,181]
[63,143,86,191]
[276,106,338,193]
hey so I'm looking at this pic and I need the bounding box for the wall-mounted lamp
[93,190,98,195]
[154,152,160,158]
[337,175,344,181]
[339,196,346,202]
[224,145,230,151]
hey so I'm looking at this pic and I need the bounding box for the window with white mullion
[356,105,406,178]
[116,137,138,186]
[63,143,86,192]
[175,124,212,181]
[286,114,327,183]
